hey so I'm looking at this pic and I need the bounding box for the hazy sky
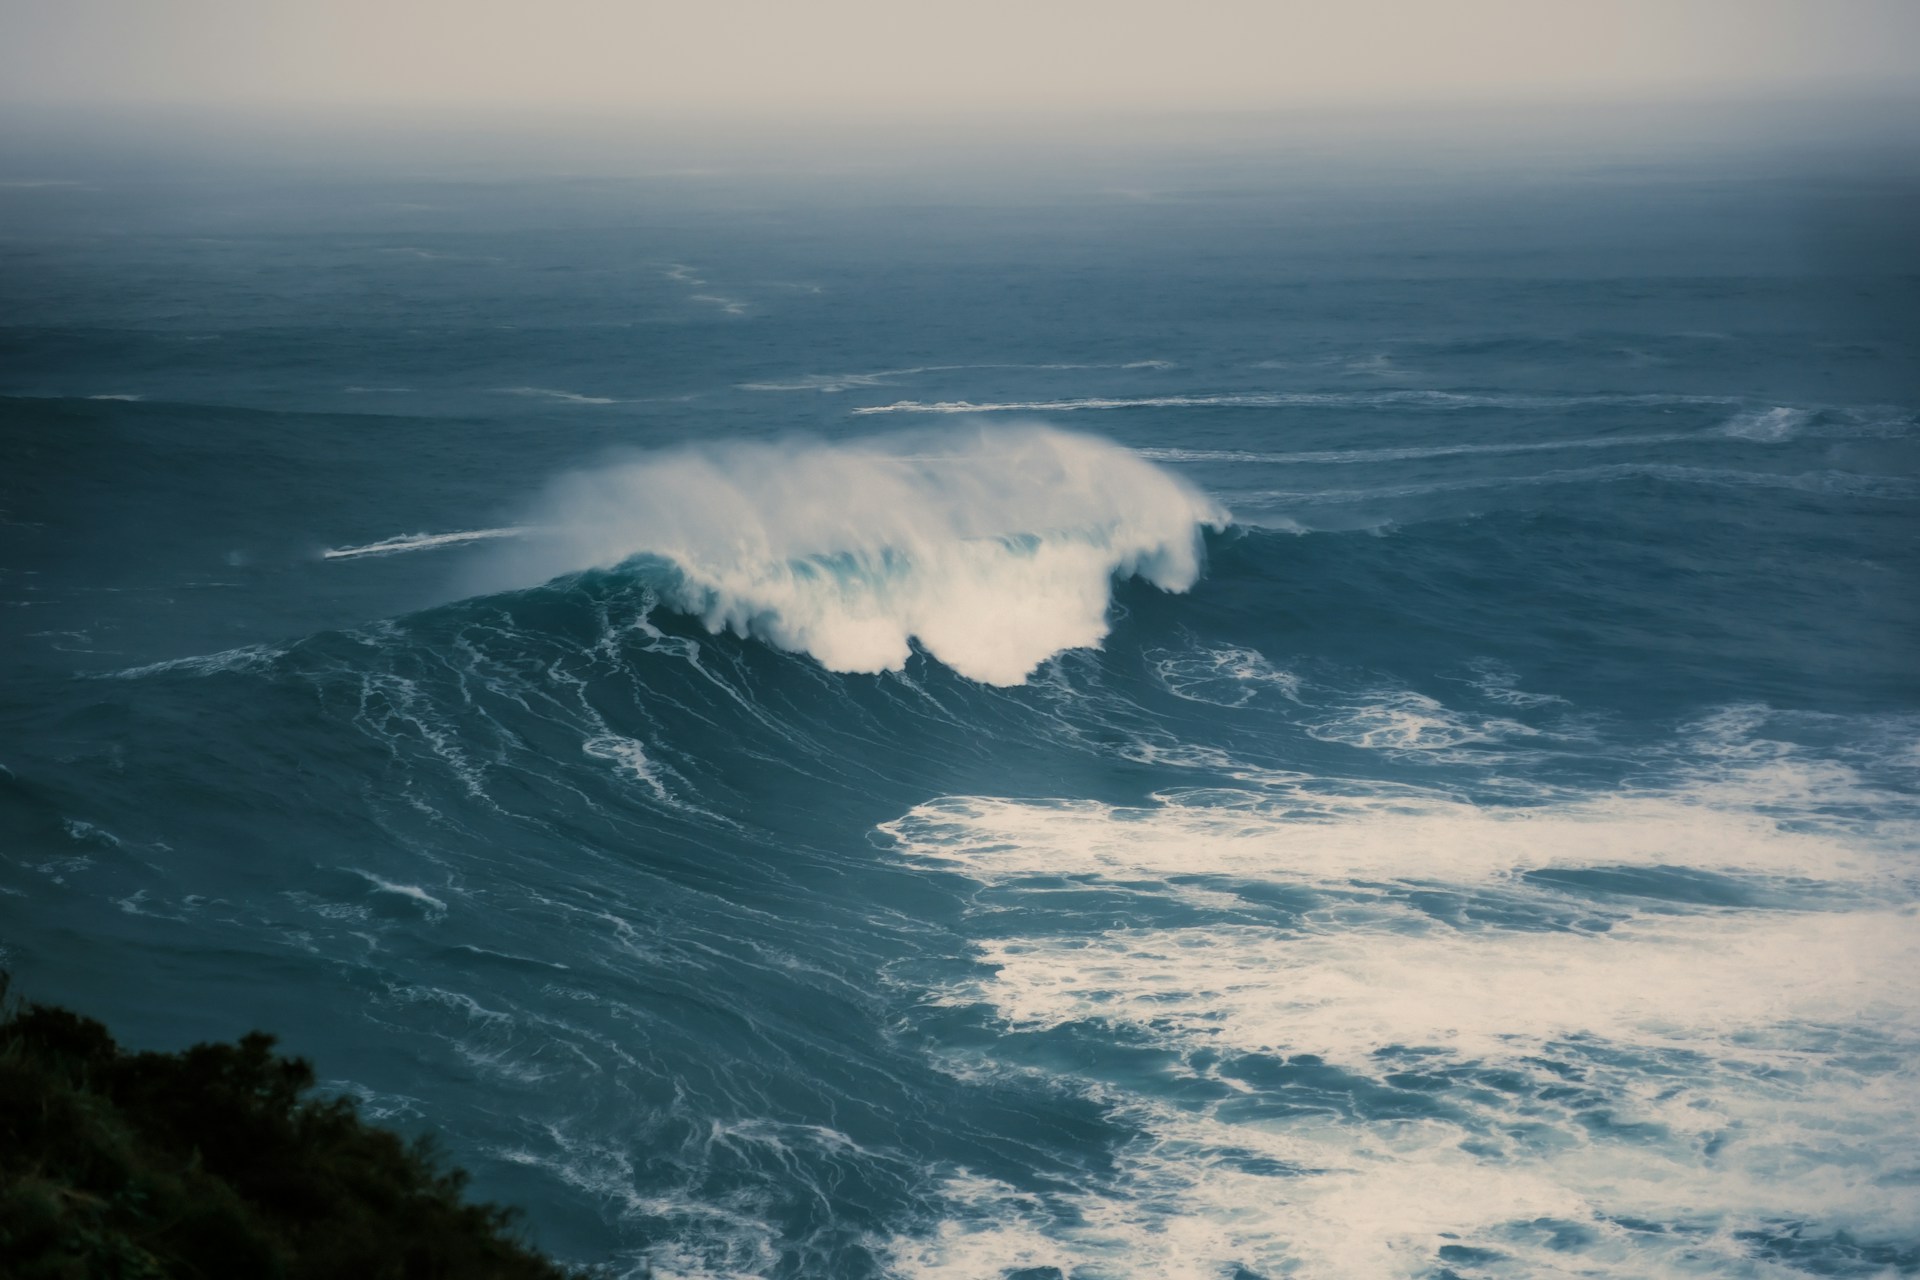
[3,0,1918,116]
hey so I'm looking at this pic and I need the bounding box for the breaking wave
[472,425,1228,686]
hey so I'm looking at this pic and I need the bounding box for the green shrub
[0,975,585,1279]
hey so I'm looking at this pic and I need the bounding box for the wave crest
[475,425,1228,685]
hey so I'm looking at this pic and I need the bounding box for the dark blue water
[3,119,1918,1278]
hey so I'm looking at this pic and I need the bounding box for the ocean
[2,110,1917,1277]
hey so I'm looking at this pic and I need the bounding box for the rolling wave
[469,425,1228,685]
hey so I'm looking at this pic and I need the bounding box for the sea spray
[471,425,1229,685]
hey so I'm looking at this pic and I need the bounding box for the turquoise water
[2,121,1917,1277]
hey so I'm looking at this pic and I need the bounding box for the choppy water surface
[3,124,1917,1277]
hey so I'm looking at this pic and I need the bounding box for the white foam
[740,360,1176,393]
[323,527,530,559]
[738,373,898,392]
[1306,688,1537,756]
[1138,431,1695,466]
[882,747,1920,1279]
[893,906,1920,1279]
[62,818,122,848]
[1455,657,1568,707]
[853,391,1744,416]
[1147,644,1301,708]
[1717,405,1813,441]
[689,293,749,316]
[476,425,1228,686]
[350,869,449,914]
[103,643,280,679]
[1236,462,1919,507]
[883,783,1895,891]
[351,670,495,804]
[582,733,671,802]
[955,908,1919,1067]
[857,394,1327,415]
[891,1047,1920,1279]
[1630,463,1916,499]
[494,386,620,404]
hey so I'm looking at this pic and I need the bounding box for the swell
[1137,432,1698,465]
[1234,461,1920,506]
[145,471,1911,727]
[69,556,1920,1279]
[47,494,1920,1279]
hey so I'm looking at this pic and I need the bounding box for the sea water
[2,111,1917,1277]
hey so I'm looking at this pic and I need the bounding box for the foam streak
[324,528,531,559]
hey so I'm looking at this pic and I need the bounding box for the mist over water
[2,103,1918,1278]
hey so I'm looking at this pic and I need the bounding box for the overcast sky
[2,0,1917,117]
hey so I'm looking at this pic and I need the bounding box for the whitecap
[1717,405,1813,441]
[475,425,1229,686]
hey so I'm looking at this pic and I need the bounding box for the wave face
[471,426,1226,685]
[4,141,1920,1280]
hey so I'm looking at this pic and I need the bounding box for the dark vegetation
[0,975,585,1279]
